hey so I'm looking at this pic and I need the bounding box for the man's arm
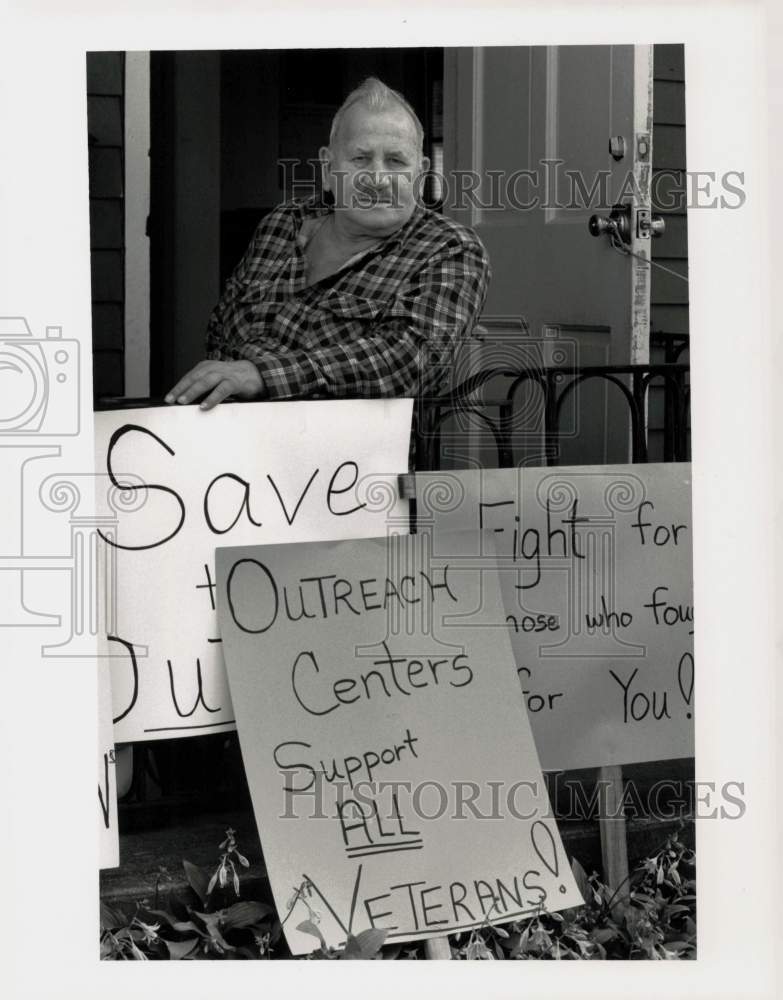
[165,358,264,409]
[167,220,489,408]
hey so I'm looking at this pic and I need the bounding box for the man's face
[320,103,430,237]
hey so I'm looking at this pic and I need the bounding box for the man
[165,77,490,415]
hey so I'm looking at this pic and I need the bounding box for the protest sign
[98,650,119,869]
[415,465,694,771]
[215,531,582,955]
[94,400,411,743]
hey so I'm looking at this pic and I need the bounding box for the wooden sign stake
[424,936,452,960]
[598,764,630,906]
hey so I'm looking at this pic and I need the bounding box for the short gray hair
[328,77,425,154]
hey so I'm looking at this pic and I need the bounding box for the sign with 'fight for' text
[415,465,695,770]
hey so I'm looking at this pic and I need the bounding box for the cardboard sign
[94,400,412,742]
[415,465,695,771]
[98,651,119,869]
[215,531,582,955]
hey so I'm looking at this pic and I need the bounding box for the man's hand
[165,360,265,410]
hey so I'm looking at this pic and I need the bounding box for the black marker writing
[98,424,185,550]
[226,560,457,635]
[107,634,139,724]
[267,468,320,526]
[478,497,586,590]
[98,752,112,829]
[166,657,221,717]
[203,473,264,534]
[632,501,687,546]
[610,667,671,723]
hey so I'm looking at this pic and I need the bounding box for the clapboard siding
[652,123,686,170]
[652,44,685,82]
[90,200,124,249]
[87,51,123,94]
[88,147,123,199]
[649,44,689,462]
[651,79,686,125]
[88,95,124,146]
[650,260,689,306]
[92,303,124,351]
[651,43,688,325]
[87,51,125,400]
[649,211,688,258]
[652,168,687,213]
[649,304,689,336]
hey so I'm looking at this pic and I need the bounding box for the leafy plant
[206,827,249,897]
[101,827,695,961]
[101,828,277,960]
[449,829,696,960]
[276,878,390,960]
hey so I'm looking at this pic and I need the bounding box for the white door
[441,45,654,467]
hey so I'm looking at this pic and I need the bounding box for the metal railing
[415,363,691,469]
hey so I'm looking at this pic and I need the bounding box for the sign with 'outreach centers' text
[216,531,582,954]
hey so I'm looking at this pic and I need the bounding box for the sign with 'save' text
[215,532,582,955]
[94,400,412,743]
[415,465,694,771]
[98,648,119,869]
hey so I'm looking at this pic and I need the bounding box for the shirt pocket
[235,275,280,307]
[318,291,383,322]
[309,291,384,342]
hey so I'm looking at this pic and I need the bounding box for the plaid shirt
[206,196,490,401]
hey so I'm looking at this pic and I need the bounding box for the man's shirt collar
[292,194,425,253]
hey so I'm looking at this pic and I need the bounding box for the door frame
[442,44,655,466]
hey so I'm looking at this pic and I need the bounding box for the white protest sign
[94,400,412,743]
[215,531,582,955]
[415,464,694,771]
[98,650,119,869]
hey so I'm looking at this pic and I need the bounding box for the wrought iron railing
[415,363,691,469]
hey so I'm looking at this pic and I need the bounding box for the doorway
[147,48,444,398]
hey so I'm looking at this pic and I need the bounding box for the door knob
[589,204,666,245]
[637,211,666,238]
[588,203,632,245]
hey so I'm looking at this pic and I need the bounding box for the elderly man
[165,77,490,412]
